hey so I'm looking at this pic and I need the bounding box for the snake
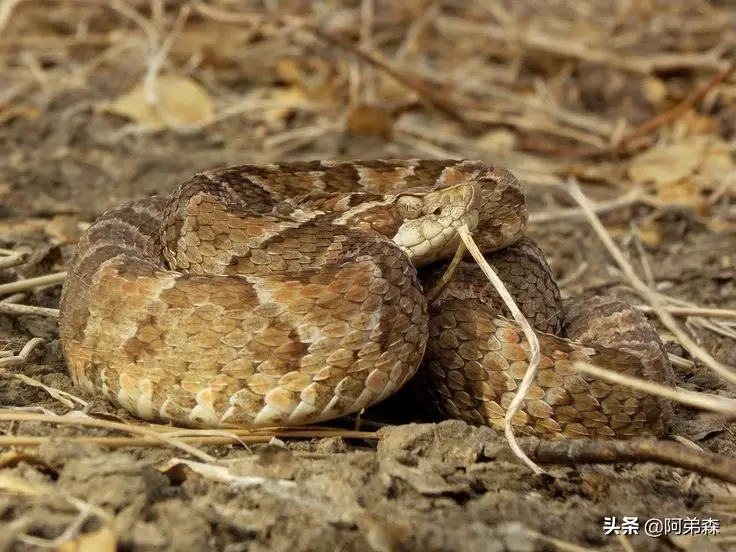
[58,160,676,439]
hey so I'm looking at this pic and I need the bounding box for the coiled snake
[59,160,675,439]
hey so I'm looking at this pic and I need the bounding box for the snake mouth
[393,182,481,266]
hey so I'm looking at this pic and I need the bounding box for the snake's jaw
[393,182,481,266]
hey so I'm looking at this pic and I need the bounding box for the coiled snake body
[59,160,675,439]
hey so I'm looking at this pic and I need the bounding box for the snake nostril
[432,207,442,216]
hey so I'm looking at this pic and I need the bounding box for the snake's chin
[395,210,479,266]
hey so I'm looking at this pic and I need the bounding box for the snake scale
[59,160,676,439]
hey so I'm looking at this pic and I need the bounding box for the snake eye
[396,195,424,219]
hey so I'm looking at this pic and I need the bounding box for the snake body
[59,160,675,438]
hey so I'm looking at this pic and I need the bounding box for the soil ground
[1,2,735,551]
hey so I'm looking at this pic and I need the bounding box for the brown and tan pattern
[418,238,675,439]
[59,160,675,438]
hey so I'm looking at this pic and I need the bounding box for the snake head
[392,181,481,266]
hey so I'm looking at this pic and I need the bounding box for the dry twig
[425,240,466,303]
[521,439,736,485]
[566,179,736,386]
[634,305,736,320]
[0,303,60,317]
[436,16,730,75]
[457,225,543,475]
[529,187,645,224]
[0,272,66,296]
[0,337,87,410]
[0,412,218,463]
[0,250,29,270]
[310,29,478,133]
[573,360,736,417]
[554,65,734,157]
[0,337,44,369]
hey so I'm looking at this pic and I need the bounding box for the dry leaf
[0,217,49,238]
[628,135,736,209]
[59,527,117,552]
[669,110,719,140]
[707,218,736,233]
[375,73,416,102]
[276,58,344,106]
[0,451,26,469]
[0,450,48,470]
[238,87,310,125]
[629,139,706,187]
[642,76,668,108]
[346,104,396,141]
[692,136,735,191]
[634,219,663,247]
[0,472,114,551]
[276,58,306,85]
[45,215,84,245]
[160,458,297,488]
[100,74,214,130]
[0,104,39,125]
[477,129,516,153]
[606,223,661,247]
[171,24,256,71]
[0,472,48,495]
[656,179,703,207]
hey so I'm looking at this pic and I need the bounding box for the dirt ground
[1,1,736,551]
